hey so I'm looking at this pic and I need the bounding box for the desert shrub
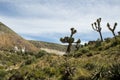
[8,71,24,80]
[0,65,4,69]
[75,76,91,80]
[25,51,34,56]
[80,48,89,53]
[104,38,111,43]
[59,62,76,80]
[110,41,118,47]
[43,67,56,77]
[86,53,93,57]
[73,52,83,58]
[108,63,120,80]
[35,50,48,58]
[95,41,101,47]
[91,67,105,80]
[25,59,32,65]
[84,63,96,71]
[60,66,75,80]
[26,71,46,80]
[24,57,35,65]
[0,70,7,80]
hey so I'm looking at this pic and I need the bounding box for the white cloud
[0,0,120,43]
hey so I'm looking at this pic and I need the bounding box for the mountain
[0,22,38,52]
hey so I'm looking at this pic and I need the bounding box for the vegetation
[0,19,120,80]
[60,28,80,53]
[29,40,67,52]
[91,18,103,42]
[107,22,117,39]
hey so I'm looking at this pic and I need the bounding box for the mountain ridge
[0,22,38,52]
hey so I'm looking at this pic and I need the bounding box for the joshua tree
[60,28,80,54]
[107,22,117,39]
[91,18,103,42]
[75,39,81,51]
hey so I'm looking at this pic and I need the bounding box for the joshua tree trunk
[99,31,103,42]
[112,31,116,39]
[66,43,72,53]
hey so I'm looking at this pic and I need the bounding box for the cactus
[60,28,80,53]
[107,22,117,39]
[91,18,103,42]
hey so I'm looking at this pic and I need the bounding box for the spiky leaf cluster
[91,18,102,32]
[60,37,74,43]
[71,28,77,35]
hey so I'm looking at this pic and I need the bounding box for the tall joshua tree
[91,18,103,42]
[107,22,117,39]
[60,28,80,54]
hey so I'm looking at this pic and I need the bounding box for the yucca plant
[91,18,103,42]
[60,28,80,54]
[108,63,120,80]
[107,22,117,39]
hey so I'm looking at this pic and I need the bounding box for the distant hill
[0,22,38,52]
[29,40,67,52]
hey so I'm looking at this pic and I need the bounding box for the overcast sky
[0,0,120,44]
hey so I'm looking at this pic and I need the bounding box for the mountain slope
[0,22,38,52]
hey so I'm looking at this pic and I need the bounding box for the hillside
[0,34,120,80]
[0,22,38,52]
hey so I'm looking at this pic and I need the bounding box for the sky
[0,0,120,44]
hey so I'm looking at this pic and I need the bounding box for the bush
[35,50,48,58]
[80,48,89,53]
[73,52,83,58]
[110,41,119,47]
[8,72,24,80]
[86,53,93,57]
[24,57,35,65]
[84,63,95,71]
[0,70,7,80]
[108,63,120,80]
[25,59,32,65]
[43,67,56,77]
[104,38,111,43]
[95,41,101,47]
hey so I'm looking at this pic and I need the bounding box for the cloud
[0,0,120,43]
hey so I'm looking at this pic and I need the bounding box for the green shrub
[8,71,24,80]
[73,52,83,58]
[0,70,7,80]
[43,67,56,77]
[104,38,111,43]
[80,48,89,53]
[86,53,93,57]
[84,63,95,71]
[24,57,35,65]
[35,50,48,58]
[95,41,101,47]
